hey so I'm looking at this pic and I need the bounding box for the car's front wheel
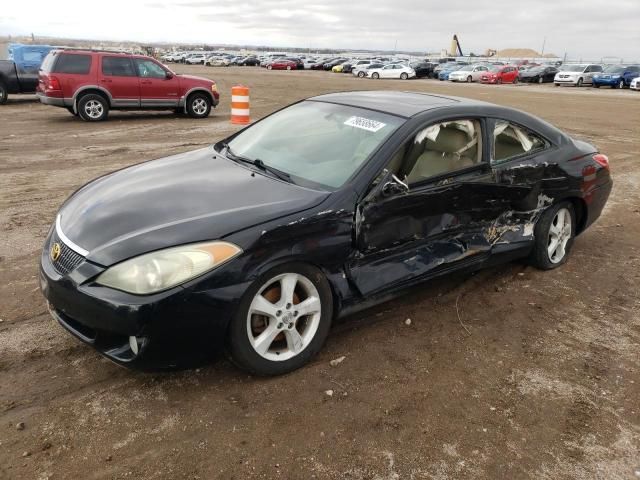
[358,71,365,78]
[577,78,583,87]
[529,201,576,270]
[186,93,211,118]
[617,79,625,89]
[400,72,409,80]
[228,263,333,376]
[77,93,109,121]
[372,72,380,79]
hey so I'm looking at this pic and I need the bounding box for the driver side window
[134,59,166,78]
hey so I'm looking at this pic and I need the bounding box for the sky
[1,0,639,60]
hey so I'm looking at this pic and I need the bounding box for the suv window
[53,54,92,74]
[102,56,136,77]
[492,121,546,164]
[134,59,166,78]
[23,51,44,62]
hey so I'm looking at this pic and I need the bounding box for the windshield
[488,65,501,72]
[603,65,625,74]
[225,101,404,189]
[527,66,545,73]
[562,65,586,72]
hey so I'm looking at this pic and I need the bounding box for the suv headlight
[96,241,242,294]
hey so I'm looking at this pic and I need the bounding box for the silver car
[554,64,603,87]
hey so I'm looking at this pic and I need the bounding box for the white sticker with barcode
[344,116,386,132]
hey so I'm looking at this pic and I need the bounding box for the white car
[185,54,207,65]
[205,57,228,67]
[366,64,416,80]
[630,77,640,91]
[554,64,603,87]
[448,64,490,83]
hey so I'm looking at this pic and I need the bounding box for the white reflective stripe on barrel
[231,108,250,116]
[231,95,250,103]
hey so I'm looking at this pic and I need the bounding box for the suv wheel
[77,94,109,121]
[0,81,7,104]
[186,93,211,119]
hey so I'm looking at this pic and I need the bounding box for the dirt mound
[497,48,556,58]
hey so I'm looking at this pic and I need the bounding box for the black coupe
[40,91,612,375]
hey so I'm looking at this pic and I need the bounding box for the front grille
[50,232,85,276]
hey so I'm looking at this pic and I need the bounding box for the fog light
[129,336,139,355]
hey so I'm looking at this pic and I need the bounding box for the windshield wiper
[222,143,293,184]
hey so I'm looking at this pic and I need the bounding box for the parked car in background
[285,58,305,70]
[205,56,228,67]
[518,65,559,84]
[266,59,298,70]
[480,65,520,84]
[239,57,260,67]
[409,61,438,78]
[303,58,320,69]
[345,60,372,74]
[366,64,416,80]
[592,64,640,89]
[40,91,612,373]
[37,49,219,121]
[185,53,207,65]
[0,44,54,104]
[448,64,490,83]
[353,63,384,78]
[631,77,640,91]
[438,64,465,81]
[323,58,348,70]
[554,64,602,87]
[433,61,467,78]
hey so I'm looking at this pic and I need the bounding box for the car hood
[177,74,213,84]
[520,71,542,77]
[58,148,329,266]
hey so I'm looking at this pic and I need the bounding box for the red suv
[37,49,220,121]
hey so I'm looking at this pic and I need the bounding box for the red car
[266,59,297,71]
[480,65,520,84]
[37,49,220,121]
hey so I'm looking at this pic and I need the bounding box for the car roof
[309,91,488,118]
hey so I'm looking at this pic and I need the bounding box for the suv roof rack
[54,47,132,54]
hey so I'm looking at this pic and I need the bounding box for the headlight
[96,241,242,294]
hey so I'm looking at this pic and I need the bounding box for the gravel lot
[1,65,639,480]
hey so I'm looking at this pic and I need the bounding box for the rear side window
[492,121,546,164]
[102,56,136,77]
[40,53,57,73]
[53,54,92,74]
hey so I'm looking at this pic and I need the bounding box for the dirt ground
[1,65,639,480]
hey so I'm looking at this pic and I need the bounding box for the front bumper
[592,78,621,87]
[554,77,580,85]
[40,230,242,369]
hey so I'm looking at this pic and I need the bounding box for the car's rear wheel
[372,72,380,79]
[400,72,408,80]
[77,93,109,121]
[0,81,7,104]
[358,71,365,78]
[229,263,333,375]
[467,75,472,83]
[617,79,625,89]
[529,201,576,270]
[186,93,211,118]
[286,65,292,71]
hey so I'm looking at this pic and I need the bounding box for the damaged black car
[40,91,612,375]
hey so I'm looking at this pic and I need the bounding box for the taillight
[48,76,61,90]
[593,154,609,170]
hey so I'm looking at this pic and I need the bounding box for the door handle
[100,78,112,83]
[140,80,152,85]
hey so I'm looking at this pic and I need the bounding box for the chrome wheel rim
[247,273,321,362]
[547,207,572,263]
[84,100,103,119]
[192,98,207,115]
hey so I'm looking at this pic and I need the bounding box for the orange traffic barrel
[231,85,250,124]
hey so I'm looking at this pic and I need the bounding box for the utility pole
[394,39,398,54]
[541,36,546,56]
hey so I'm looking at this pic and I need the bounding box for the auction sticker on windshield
[344,116,387,132]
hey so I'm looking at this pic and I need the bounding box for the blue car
[438,66,463,81]
[592,64,640,88]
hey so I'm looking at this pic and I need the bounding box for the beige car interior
[402,120,481,184]
[493,121,544,162]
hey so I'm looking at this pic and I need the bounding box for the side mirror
[382,174,410,197]
[165,71,174,79]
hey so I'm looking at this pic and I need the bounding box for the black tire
[594,83,600,88]
[228,262,333,376]
[372,72,380,79]
[467,75,472,83]
[617,79,625,89]
[513,76,519,84]
[186,92,211,119]
[577,78,583,87]
[529,201,576,270]
[555,83,560,87]
[537,76,543,84]
[400,72,408,80]
[0,81,8,104]
[77,93,109,121]
[66,106,78,116]
[358,71,365,78]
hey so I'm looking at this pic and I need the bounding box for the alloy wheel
[192,98,207,115]
[246,273,322,361]
[84,100,104,119]
[547,207,572,263]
